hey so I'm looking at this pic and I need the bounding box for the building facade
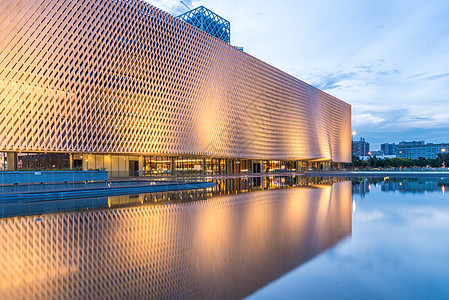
[381,143,397,156]
[0,0,351,176]
[396,143,449,159]
[398,141,425,146]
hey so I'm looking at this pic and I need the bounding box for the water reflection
[248,177,449,299]
[0,179,351,299]
[352,177,449,197]
[109,176,344,209]
[0,176,342,218]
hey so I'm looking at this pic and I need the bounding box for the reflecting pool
[249,177,449,299]
[1,176,449,299]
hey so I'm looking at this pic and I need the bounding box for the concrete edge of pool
[0,182,216,203]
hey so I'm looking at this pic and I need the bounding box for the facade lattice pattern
[0,0,351,162]
[0,182,351,299]
[177,6,231,43]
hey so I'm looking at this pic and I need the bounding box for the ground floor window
[16,153,70,170]
[144,156,172,176]
[262,160,295,173]
[0,151,337,175]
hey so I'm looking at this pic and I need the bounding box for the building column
[69,153,73,169]
[171,157,176,175]
[7,152,18,171]
[202,158,207,175]
[83,154,88,171]
[138,156,144,177]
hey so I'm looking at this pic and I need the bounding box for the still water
[0,176,448,299]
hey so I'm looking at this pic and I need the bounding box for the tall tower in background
[352,138,370,157]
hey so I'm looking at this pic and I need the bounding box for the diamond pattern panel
[0,0,351,162]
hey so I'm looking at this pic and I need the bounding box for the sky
[146,0,449,150]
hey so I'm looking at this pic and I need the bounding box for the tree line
[348,153,449,168]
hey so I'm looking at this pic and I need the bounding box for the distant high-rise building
[381,143,397,155]
[370,150,383,156]
[399,141,425,146]
[352,138,370,157]
[396,143,449,159]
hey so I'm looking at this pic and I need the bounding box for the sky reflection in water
[249,177,449,300]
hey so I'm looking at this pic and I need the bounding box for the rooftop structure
[178,6,231,43]
[352,138,370,157]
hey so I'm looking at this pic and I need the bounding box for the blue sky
[147,0,449,150]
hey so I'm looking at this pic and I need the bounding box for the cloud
[407,73,427,79]
[354,65,374,73]
[423,73,449,80]
[146,0,193,15]
[353,113,386,126]
[312,72,357,90]
[377,69,400,76]
[307,64,401,92]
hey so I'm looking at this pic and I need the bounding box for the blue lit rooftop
[177,6,231,44]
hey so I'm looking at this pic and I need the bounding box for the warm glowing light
[0,0,351,169]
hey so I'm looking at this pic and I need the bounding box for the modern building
[396,143,449,159]
[369,150,383,156]
[381,143,397,156]
[359,155,396,161]
[399,141,425,146]
[352,138,370,157]
[0,0,351,176]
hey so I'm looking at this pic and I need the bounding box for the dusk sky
[148,0,449,150]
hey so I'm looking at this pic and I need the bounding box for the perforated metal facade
[0,0,351,162]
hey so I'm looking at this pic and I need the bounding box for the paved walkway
[0,181,215,203]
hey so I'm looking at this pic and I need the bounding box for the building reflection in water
[108,176,345,208]
[0,178,351,299]
[351,177,449,197]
